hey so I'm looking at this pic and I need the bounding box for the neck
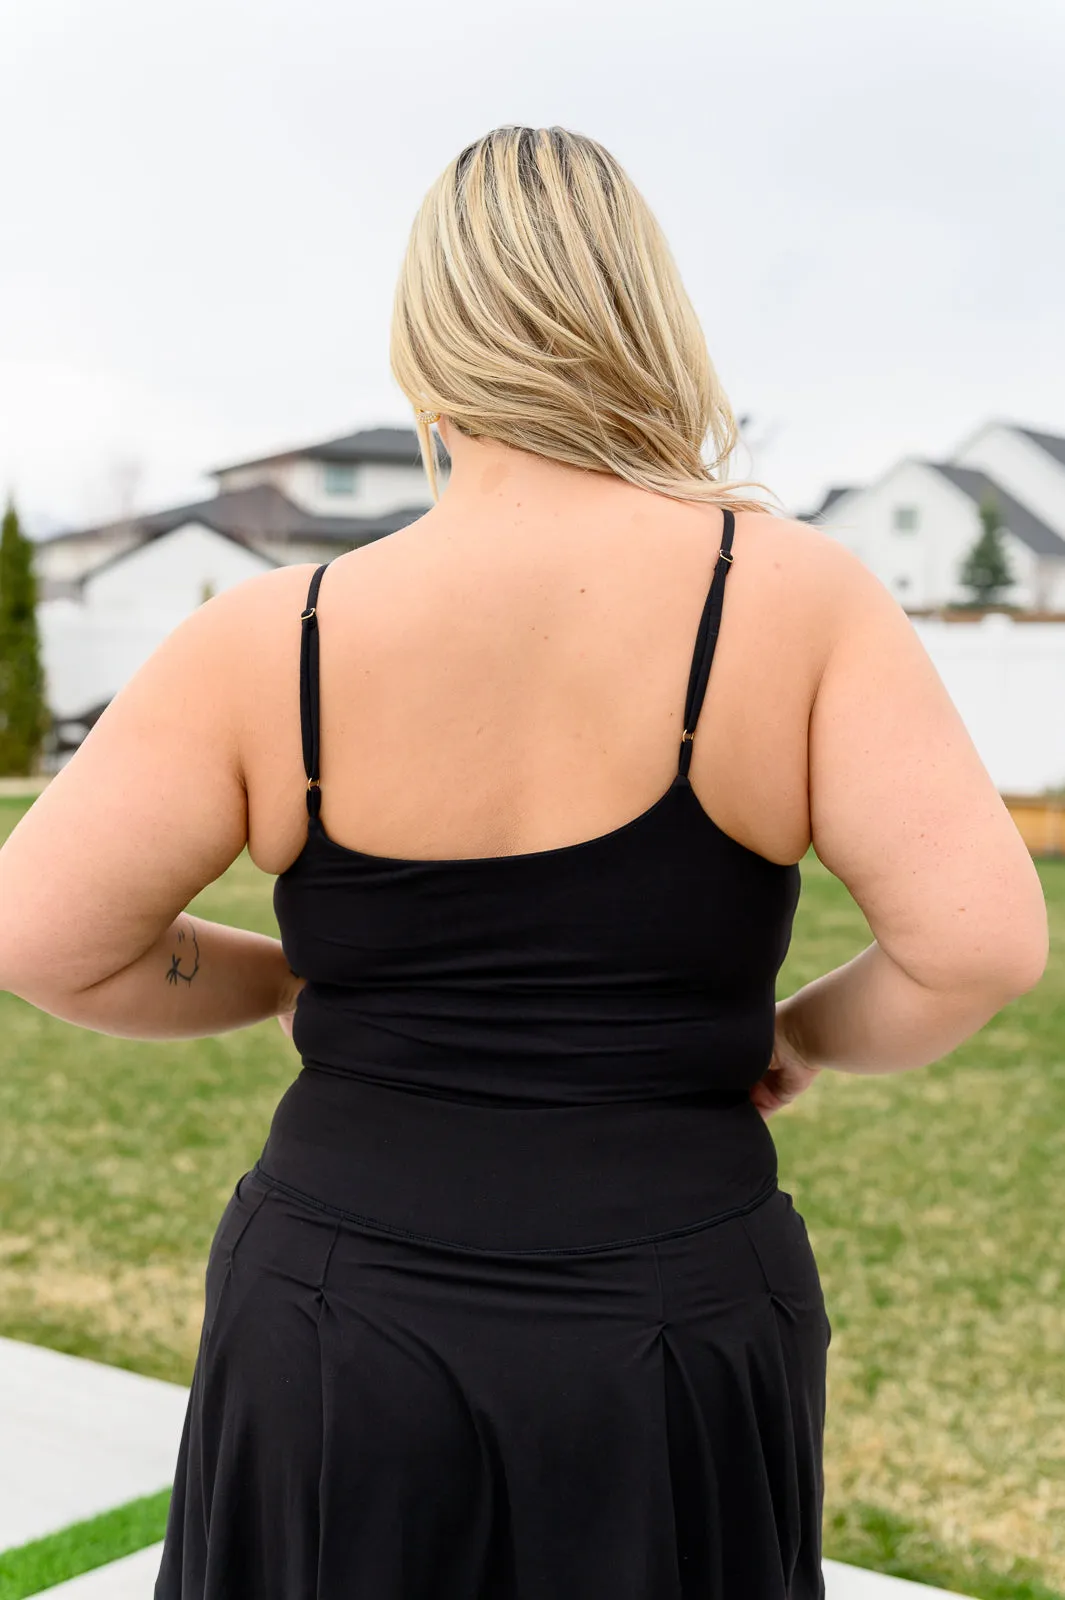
[435,423,621,515]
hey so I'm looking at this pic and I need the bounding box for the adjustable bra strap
[299,562,331,819]
[677,509,736,779]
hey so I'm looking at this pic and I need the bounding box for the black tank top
[263,509,803,1251]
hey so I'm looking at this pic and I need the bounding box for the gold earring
[417,410,441,425]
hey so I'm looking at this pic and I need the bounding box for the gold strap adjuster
[718,549,734,565]
[307,778,320,791]
[300,606,316,621]
[680,729,694,743]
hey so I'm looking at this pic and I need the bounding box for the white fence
[913,615,1065,795]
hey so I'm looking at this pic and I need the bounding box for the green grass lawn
[0,793,1062,1598]
[0,1491,170,1600]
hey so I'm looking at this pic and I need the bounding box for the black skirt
[153,1155,830,1599]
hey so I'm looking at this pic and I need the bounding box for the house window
[893,505,919,533]
[323,463,356,496]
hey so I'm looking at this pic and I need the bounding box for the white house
[808,423,1065,612]
[33,427,443,758]
[34,427,443,596]
[953,422,1065,540]
[39,525,277,735]
[210,427,438,521]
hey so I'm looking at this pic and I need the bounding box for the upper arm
[0,581,258,996]
[808,545,1048,997]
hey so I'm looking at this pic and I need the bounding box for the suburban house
[29,415,1065,791]
[806,422,1065,612]
[32,427,444,756]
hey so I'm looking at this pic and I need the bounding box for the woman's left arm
[0,577,298,1039]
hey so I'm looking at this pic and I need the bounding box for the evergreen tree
[0,500,50,776]
[959,490,1015,607]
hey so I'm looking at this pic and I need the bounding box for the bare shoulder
[728,509,879,659]
[201,561,324,634]
[190,561,324,683]
[733,508,871,587]
[182,562,325,774]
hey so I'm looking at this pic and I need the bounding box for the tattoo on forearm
[165,918,201,987]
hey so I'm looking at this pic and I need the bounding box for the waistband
[258,1065,780,1252]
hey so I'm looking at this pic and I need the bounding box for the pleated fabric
[154,1163,829,1599]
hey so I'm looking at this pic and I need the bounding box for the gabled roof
[75,506,280,587]
[36,484,428,557]
[805,485,853,520]
[929,463,1065,557]
[1016,426,1065,470]
[209,425,447,476]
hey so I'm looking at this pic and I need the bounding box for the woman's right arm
[781,542,1049,1077]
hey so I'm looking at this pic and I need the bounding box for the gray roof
[929,463,1065,557]
[1016,426,1065,470]
[36,483,429,560]
[804,485,853,520]
[210,426,447,476]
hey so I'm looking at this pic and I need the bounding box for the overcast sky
[1,0,1062,533]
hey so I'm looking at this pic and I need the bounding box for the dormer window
[893,505,919,533]
[323,463,356,496]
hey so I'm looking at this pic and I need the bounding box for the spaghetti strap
[677,509,736,779]
[299,521,734,815]
[299,562,331,819]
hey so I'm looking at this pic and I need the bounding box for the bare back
[242,487,830,878]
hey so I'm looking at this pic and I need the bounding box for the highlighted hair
[391,125,771,511]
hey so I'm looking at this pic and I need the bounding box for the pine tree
[959,490,1015,607]
[0,500,50,776]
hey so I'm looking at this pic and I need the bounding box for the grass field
[0,1491,170,1600]
[0,793,1062,1597]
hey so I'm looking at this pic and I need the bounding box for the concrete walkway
[824,1562,974,1599]
[0,1336,977,1598]
[0,1337,187,1552]
[35,1541,165,1596]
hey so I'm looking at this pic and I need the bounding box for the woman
[0,127,1047,1599]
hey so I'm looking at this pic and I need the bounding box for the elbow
[968,865,1051,1003]
[994,928,1050,1001]
[896,902,1049,1009]
[1004,873,1052,997]
[0,959,76,1014]
[973,899,1051,1003]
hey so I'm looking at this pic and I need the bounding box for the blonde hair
[390,125,773,511]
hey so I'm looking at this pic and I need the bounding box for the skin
[0,420,1049,1118]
